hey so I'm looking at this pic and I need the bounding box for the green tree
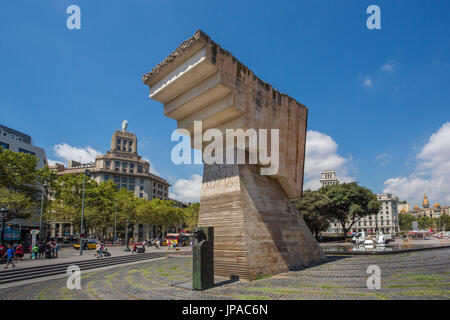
[398,213,416,231]
[417,216,433,230]
[436,215,450,231]
[292,190,331,239]
[183,202,200,231]
[0,149,50,221]
[49,173,99,233]
[319,182,381,236]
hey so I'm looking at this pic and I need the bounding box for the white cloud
[170,174,202,203]
[53,143,101,164]
[383,122,450,205]
[142,156,160,175]
[381,60,396,73]
[303,130,354,190]
[363,76,373,87]
[375,153,393,166]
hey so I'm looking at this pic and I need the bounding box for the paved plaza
[0,248,448,300]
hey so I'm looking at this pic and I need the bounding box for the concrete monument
[143,30,326,280]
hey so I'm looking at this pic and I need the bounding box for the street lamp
[124,219,131,251]
[39,183,47,242]
[0,208,7,243]
[114,198,118,245]
[79,169,89,256]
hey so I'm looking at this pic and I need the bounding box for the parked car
[74,239,98,250]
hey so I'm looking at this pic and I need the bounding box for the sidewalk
[1,246,191,269]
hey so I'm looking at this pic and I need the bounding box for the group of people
[95,242,109,258]
[0,240,61,269]
[32,240,60,260]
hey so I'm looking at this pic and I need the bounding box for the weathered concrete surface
[143,30,326,280]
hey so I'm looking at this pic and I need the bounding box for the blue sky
[1,1,450,205]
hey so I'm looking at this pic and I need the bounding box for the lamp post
[114,198,118,245]
[39,183,47,242]
[79,169,89,256]
[124,219,131,251]
[0,208,7,243]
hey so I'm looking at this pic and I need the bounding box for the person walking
[132,243,137,254]
[15,243,24,262]
[3,244,16,269]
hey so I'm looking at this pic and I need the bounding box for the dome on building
[422,194,430,208]
[433,202,441,208]
[413,205,420,210]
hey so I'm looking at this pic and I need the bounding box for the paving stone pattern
[0,249,449,300]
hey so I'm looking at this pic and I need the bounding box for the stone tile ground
[0,249,449,300]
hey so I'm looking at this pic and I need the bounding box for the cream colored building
[328,193,399,234]
[410,194,449,219]
[320,170,338,187]
[49,122,172,239]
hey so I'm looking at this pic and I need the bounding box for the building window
[115,161,120,170]
[114,176,120,183]
[104,175,109,181]
[129,185,134,191]
[129,163,134,172]
[122,177,127,183]
[106,160,111,168]
[140,186,144,191]
[129,178,134,183]
[18,148,35,155]
[139,193,143,198]
[140,179,144,184]
[138,165,143,173]
[0,142,9,150]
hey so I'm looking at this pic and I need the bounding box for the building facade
[410,194,449,219]
[320,170,338,187]
[0,124,48,168]
[327,193,400,234]
[49,122,173,239]
[51,124,170,201]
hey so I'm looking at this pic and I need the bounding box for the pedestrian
[38,242,45,259]
[0,243,6,264]
[54,242,60,258]
[51,240,56,258]
[12,242,18,261]
[95,242,101,258]
[15,243,24,262]
[44,241,51,259]
[132,243,137,254]
[142,239,146,248]
[32,244,39,260]
[3,244,16,269]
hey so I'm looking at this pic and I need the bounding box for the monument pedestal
[199,162,326,281]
